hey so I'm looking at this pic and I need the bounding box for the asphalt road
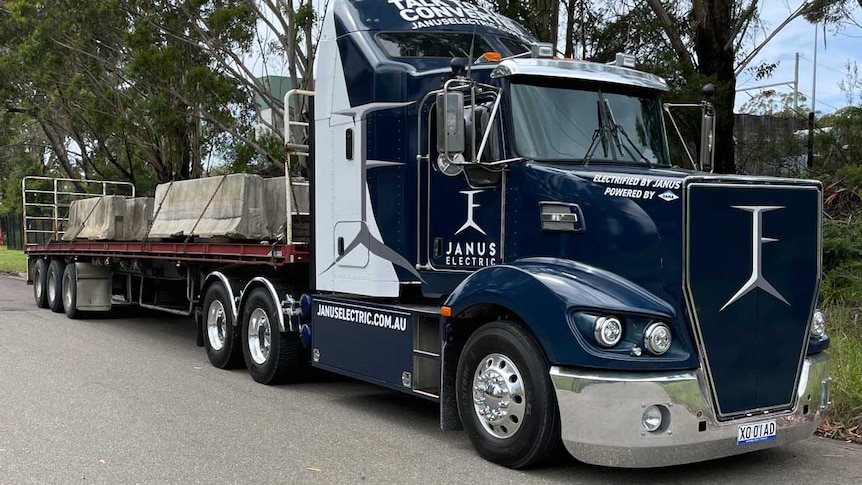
[1,275,860,484]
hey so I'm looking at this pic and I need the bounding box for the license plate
[737,420,776,445]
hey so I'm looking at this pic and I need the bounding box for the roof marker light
[531,42,554,59]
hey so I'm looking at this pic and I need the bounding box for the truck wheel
[456,321,562,469]
[202,283,244,369]
[47,260,66,313]
[62,263,82,319]
[33,259,49,308]
[241,288,306,385]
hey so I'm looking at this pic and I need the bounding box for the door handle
[541,212,578,223]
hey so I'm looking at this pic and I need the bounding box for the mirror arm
[476,92,502,163]
[663,104,698,170]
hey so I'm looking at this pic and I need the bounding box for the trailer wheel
[33,259,49,308]
[62,263,82,319]
[202,283,244,369]
[241,288,305,385]
[47,260,66,313]
[456,321,562,469]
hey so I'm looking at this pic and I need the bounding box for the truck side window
[346,129,353,160]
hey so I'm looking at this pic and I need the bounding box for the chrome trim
[682,179,823,419]
[203,271,238,323]
[240,277,289,332]
[643,322,671,355]
[247,307,272,365]
[718,205,790,311]
[550,353,828,468]
[472,353,527,439]
[492,59,668,91]
[540,212,578,223]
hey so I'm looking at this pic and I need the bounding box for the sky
[734,1,862,114]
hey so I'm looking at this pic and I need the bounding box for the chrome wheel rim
[472,353,527,439]
[207,299,227,351]
[62,273,73,310]
[34,266,44,301]
[247,308,271,365]
[47,268,57,303]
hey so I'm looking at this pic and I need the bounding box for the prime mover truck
[23,0,830,469]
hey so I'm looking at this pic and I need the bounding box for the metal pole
[794,52,799,113]
[812,24,818,114]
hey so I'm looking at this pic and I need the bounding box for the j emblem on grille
[720,205,790,311]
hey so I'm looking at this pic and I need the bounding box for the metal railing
[21,176,135,245]
[284,89,314,245]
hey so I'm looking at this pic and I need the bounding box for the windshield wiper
[602,99,654,169]
[583,91,618,166]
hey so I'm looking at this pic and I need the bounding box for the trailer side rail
[21,177,135,245]
[25,241,309,265]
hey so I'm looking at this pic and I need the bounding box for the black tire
[241,288,306,385]
[47,260,66,313]
[202,283,244,369]
[62,263,82,319]
[32,259,49,308]
[456,321,562,469]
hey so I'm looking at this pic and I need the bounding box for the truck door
[422,104,505,273]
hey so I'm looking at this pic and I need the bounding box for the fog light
[642,405,663,432]
[644,322,672,355]
[594,316,623,347]
[811,310,826,337]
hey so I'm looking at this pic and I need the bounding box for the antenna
[466,24,477,80]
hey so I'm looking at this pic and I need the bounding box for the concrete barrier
[64,196,154,241]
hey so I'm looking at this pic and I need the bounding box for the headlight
[644,322,672,355]
[593,316,623,347]
[811,310,826,337]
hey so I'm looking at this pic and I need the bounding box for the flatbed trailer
[25,241,309,266]
[23,0,831,470]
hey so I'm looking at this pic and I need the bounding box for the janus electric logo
[455,190,486,235]
[720,205,790,311]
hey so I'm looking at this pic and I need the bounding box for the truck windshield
[510,79,669,166]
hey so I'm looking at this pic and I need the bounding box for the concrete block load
[63,195,154,241]
[148,173,271,240]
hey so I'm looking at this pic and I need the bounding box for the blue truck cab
[295,0,830,468]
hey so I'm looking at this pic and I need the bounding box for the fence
[1,214,23,250]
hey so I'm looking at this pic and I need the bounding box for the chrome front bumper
[550,353,830,468]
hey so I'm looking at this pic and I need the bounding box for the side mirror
[436,91,465,156]
[699,107,715,172]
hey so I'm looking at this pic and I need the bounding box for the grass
[0,246,27,274]
[822,304,862,440]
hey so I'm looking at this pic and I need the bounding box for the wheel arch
[438,258,681,431]
[236,276,296,332]
[201,271,240,323]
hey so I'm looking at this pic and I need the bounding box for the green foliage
[821,219,862,305]
[0,0,263,198]
[216,131,286,177]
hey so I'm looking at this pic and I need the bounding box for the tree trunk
[693,0,736,174]
[564,0,576,57]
